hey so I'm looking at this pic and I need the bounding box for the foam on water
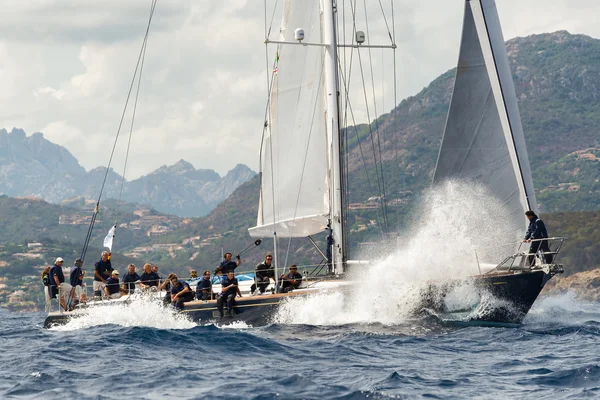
[275,180,521,325]
[50,295,196,331]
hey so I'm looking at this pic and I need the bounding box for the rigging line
[337,56,380,230]
[363,0,390,233]
[96,0,158,206]
[266,0,280,39]
[116,10,152,229]
[391,0,401,236]
[338,62,373,198]
[259,50,279,226]
[80,0,158,262]
[343,89,386,238]
[264,0,267,39]
[356,47,389,233]
[282,58,325,269]
[376,0,394,44]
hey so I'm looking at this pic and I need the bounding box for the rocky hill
[0,127,255,216]
[545,268,600,301]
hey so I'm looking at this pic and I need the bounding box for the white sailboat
[44,0,566,328]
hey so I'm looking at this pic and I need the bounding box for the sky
[1,0,599,179]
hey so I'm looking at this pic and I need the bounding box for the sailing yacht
[44,0,565,328]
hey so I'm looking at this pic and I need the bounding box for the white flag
[103,226,116,251]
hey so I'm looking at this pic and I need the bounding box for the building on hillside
[147,225,171,237]
[134,209,151,217]
[59,214,101,225]
[8,290,26,303]
[348,202,379,210]
[27,242,43,249]
[182,236,201,245]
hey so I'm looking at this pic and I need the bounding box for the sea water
[1,181,598,399]
[0,295,599,399]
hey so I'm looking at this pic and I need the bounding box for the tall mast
[323,0,346,274]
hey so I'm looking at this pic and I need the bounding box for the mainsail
[249,0,330,238]
[433,0,537,240]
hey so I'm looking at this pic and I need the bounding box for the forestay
[433,0,538,242]
[249,0,330,238]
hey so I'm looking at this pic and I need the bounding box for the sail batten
[433,0,537,244]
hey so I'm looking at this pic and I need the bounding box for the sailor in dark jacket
[278,265,303,293]
[251,253,274,295]
[196,270,213,300]
[523,211,552,265]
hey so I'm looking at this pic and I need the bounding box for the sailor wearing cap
[104,270,122,299]
[48,257,83,310]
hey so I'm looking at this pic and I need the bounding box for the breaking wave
[50,294,196,331]
[275,180,522,325]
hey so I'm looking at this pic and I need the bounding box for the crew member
[139,263,160,289]
[217,270,241,318]
[170,275,194,310]
[523,211,553,265]
[190,270,198,279]
[196,270,212,300]
[160,273,176,305]
[69,258,84,288]
[251,253,274,295]
[104,270,122,299]
[48,257,67,309]
[41,266,51,302]
[69,258,86,303]
[49,258,81,310]
[122,264,140,294]
[93,251,113,297]
[212,267,223,284]
[278,265,303,293]
[219,252,241,274]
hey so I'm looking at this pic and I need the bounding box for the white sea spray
[50,294,196,331]
[274,180,521,325]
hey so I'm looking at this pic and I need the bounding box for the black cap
[74,258,83,267]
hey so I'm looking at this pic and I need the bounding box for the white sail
[433,0,537,240]
[249,0,330,238]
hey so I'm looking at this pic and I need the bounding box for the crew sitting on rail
[122,263,140,294]
[278,264,303,293]
[160,273,176,306]
[170,275,194,310]
[139,263,160,289]
[251,252,274,295]
[219,252,241,274]
[196,270,213,300]
[93,251,113,297]
[104,270,123,299]
[217,270,242,318]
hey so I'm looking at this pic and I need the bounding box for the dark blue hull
[44,270,557,328]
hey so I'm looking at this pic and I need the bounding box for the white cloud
[0,0,599,178]
[34,86,65,101]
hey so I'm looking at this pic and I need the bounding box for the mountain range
[0,127,255,217]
